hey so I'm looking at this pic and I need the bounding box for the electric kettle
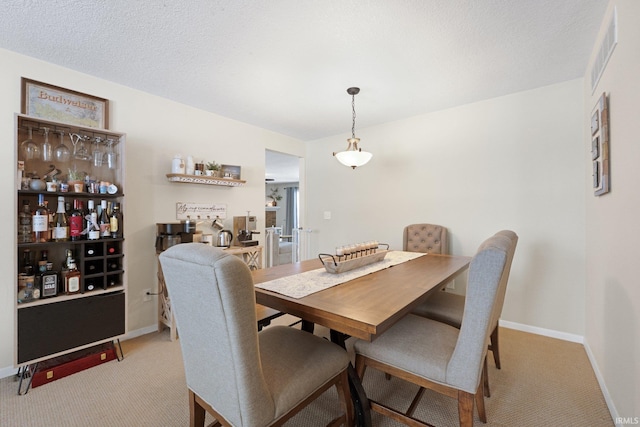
[216,230,233,247]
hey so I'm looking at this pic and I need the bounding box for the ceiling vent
[590,7,617,93]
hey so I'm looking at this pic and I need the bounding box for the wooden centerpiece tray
[319,249,390,274]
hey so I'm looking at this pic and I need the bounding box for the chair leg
[475,382,487,423]
[490,325,501,369]
[483,356,490,398]
[189,389,206,427]
[457,391,475,427]
[334,369,354,427]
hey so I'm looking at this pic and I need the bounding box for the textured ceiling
[1,0,606,142]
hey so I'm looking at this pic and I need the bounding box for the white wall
[584,1,640,420]
[305,79,586,335]
[0,48,304,373]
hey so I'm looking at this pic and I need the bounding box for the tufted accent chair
[403,224,448,254]
[159,243,353,427]
[354,233,511,427]
[413,230,518,397]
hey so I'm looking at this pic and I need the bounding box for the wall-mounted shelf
[166,174,246,187]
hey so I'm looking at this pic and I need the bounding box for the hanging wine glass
[54,130,71,162]
[41,127,53,162]
[92,137,104,167]
[105,138,117,169]
[73,134,91,160]
[21,126,40,160]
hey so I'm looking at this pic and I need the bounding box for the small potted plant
[206,161,221,177]
[268,187,283,206]
[67,168,86,192]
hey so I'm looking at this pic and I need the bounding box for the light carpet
[1,322,613,426]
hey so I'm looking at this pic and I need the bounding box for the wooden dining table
[252,252,471,427]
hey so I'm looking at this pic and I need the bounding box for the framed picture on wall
[21,78,109,129]
[591,92,610,196]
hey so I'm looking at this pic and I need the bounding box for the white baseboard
[499,319,584,343]
[0,325,160,380]
[0,364,16,380]
[583,337,620,426]
[121,325,159,341]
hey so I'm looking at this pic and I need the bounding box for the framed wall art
[21,78,109,129]
[591,92,610,196]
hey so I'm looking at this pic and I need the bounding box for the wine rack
[14,113,127,371]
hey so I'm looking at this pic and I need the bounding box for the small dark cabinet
[17,292,125,364]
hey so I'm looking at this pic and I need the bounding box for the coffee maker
[233,213,259,247]
[155,221,196,253]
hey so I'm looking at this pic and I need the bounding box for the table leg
[330,330,372,427]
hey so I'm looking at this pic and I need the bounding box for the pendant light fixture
[333,87,372,169]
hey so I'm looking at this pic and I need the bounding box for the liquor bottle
[60,249,73,294]
[69,199,85,241]
[18,199,32,243]
[86,200,100,240]
[22,249,34,276]
[31,194,49,243]
[109,202,122,239]
[99,200,111,238]
[38,250,58,298]
[64,258,81,294]
[18,249,38,302]
[52,196,69,241]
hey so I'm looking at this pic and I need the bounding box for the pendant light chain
[351,94,357,139]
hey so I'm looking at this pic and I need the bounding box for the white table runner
[255,251,426,299]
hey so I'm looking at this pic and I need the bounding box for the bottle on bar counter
[99,200,111,238]
[59,249,73,294]
[69,199,85,241]
[87,200,100,240]
[109,202,122,239]
[18,199,32,243]
[38,250,58,298]
[52,196,69,241]
[18,249,38,302]
[64,258,81,294]
[32,194,49,243]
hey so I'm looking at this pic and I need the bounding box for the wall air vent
[590,7,617,93]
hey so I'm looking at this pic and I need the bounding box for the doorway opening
[265,149,302,265]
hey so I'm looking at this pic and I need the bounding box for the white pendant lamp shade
[333,87,372,169]
[334,137,372,169]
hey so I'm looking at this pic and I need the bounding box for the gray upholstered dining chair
[353,233,510,427]
[403,223,448,254]
[159,243,353,427]
[412,230,518,377]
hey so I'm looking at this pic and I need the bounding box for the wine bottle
[109,202,122,238]
[87,200,100,240]
[18,199,33,243]
[99,200,111,238]
[64,258,81,294]
[45,200,53,241]
[31,194,49,243]
[69,199,85,241]
[52,196,69,241]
